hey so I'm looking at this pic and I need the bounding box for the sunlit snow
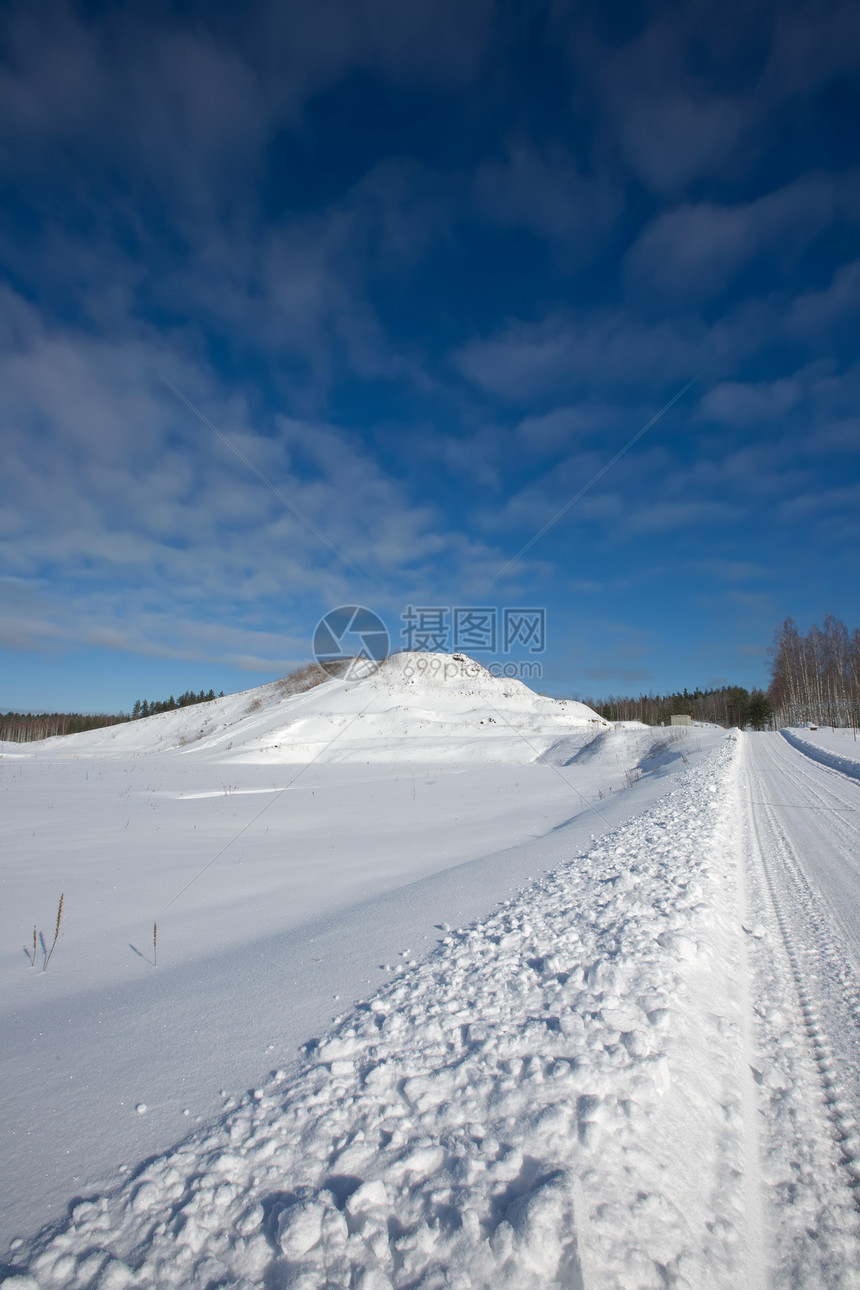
[2,657,859,1288]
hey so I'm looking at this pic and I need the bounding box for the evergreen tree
[747,690,772,730]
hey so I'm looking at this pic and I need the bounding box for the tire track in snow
[758,836,860,1191]
[752,734,860,973]
[748,736,860,1054]
[740,734,860,1289]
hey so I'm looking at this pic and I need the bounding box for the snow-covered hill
[0,652,607,765]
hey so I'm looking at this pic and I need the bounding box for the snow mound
[366,651,544,698]
[0,654,607,766]
[218,653,606,766]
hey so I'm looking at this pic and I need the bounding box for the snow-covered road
[751,732,860,971]
[740,732,860,1287]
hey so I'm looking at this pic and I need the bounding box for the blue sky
[1,0,859,712]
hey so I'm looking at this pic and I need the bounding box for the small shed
[670,714,692,726]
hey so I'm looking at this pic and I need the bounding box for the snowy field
[2,657,860,1287]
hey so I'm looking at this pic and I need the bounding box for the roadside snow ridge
[779,728,860,782]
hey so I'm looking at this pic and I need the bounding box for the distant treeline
[768,615,860,729]
[0,712,130,743]
[132,688,223,718]
[2,684,226,743]
[584,685,773,730]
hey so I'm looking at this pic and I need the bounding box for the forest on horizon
[2,616,858,741]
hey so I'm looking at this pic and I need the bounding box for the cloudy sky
[1,0,859,712]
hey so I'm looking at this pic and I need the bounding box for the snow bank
[3,742,753,1289]
[780,728,860,781]
[548,724,698,782]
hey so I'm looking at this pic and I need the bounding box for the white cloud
[0,286,480,665]
[455,310,705,402]
[589,12,753,194]
[573,0,860,196]
[516,403,619,453]
[474,140,620,253]
[778,481,860,520]
[786,258,860,339]
[690,559,770,582]
[625,173,860,300]
[624,498,743,535]
[0,0,493,206]
[761,0,860,98]
[698,378,802,423]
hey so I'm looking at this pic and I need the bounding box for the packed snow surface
[2,664,860,1287]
